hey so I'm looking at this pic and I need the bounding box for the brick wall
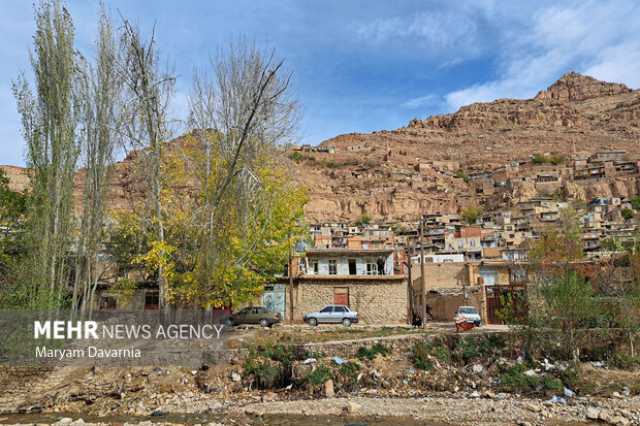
[287,278,408,324]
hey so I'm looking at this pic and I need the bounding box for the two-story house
[281,248,408,324]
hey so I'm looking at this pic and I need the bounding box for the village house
[281,248,408,324]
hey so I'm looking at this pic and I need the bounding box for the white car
[304,304,359,327]
[455,305,482,326]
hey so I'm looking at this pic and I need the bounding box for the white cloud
[401,94,439,109]
[354,9,484,58]
[443,0,640,111]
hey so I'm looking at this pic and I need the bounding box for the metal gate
[262,284,286,318]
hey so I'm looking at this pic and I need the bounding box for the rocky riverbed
[2,332,640,425]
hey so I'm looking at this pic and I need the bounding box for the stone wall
[287,278,408,324]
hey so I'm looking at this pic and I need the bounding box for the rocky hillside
[295,72,640,222]
[3,72,640,223]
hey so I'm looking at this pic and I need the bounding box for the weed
[357,343,391,360]
[306,364,333,386]
[498,364,540,392]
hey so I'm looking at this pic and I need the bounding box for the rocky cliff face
[297,72,640,222]
[4,72,640,223]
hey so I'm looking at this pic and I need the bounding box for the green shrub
[498,364,540,392]
[543,376,563,392]
[532,153,564,165]
[356,343,391,360]
[454,169,469,183]
[306,364,333,386]
[413,339,451,370]
[242,356,284,389]
[288,151,304,162]
[621,208,634,221]
[413,342,435,371]
[461,206,482,224]
[338,361,360,381]
[355,213,371,227]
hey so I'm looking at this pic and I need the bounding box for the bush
[610,353,640,370]
[306,364,333,386]
[621,208,634,221]
[454,169,469,183]
[532,153,564,165]
[461,206,482,225]
[357,343,391,360]
[288,151,304,162]
[337,361,361,388]
[355,213,371,227]
[543,376,563,392]
[413,341,439,371]
[243,356,285,389]
[413,339,451,371]
[498,364,540,392]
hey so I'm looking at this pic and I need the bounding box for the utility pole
[419,218,426,327]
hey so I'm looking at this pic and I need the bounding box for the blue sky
[2,0,640,166]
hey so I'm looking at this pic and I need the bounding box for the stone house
[282,248,408,324]
[411,259,529,324]
[443,226,483,260]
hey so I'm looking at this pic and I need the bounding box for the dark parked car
[225,306,281,327]
[304,304,358,327]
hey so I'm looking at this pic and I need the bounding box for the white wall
[308,254,394,276]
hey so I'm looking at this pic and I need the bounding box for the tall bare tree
[13,0,80,310]
[187,43,298,304]
[120,21,175,311]
[72,8,123,317]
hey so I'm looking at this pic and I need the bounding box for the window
[328,259,337,275]
[312,260,319,275]
[334,288,349,306]
[334,306,346,313]
[320,306,333,313]
[348,259,357,275]
[144,291,159,310]
[366,262,378,275]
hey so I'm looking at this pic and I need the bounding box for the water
[0,413,443,425]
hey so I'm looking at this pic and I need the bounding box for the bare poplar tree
[120,21,175,311]
[187,43,298,301]
[13,0,80,309]
[72,8,123,317]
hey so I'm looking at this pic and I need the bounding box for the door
[334,288,349,306]
[348,259,357,275]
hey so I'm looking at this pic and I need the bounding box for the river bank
[1,329,639,425]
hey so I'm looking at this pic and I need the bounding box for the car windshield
[459,307,478,314]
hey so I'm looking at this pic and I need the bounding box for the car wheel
[259,319,269,328]
[342,318,352,327]
[308,318,318,326]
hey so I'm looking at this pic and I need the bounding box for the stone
[324,379,335,397]
[471,364,484,374]
[524,402,541,413]
[57,419,73,425]
[585,406,601,420]
[344,401,362,414]
[231,372,242,382]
